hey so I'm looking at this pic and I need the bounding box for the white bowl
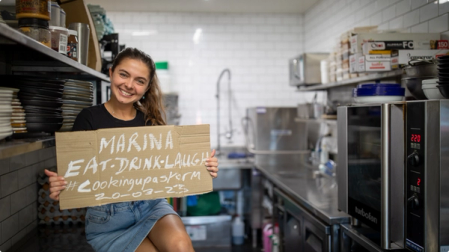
[422,86,445,99]
[353,96,404,104]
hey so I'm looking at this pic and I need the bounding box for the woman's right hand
[44,169,67,201]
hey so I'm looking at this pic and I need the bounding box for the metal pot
[402,60,438,99]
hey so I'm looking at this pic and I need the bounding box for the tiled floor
[10,224,262,252]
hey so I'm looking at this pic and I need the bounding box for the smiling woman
[45,47,219,252]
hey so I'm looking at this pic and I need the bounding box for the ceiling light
[438,0,449,3]
[193,28,202,44]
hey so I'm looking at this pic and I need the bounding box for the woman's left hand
[206,149,219,178]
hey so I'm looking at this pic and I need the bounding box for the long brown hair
[110,48,166,126]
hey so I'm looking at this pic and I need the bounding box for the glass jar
[16,0,51,20]
[18,18,51,48]
[67,29,78,61]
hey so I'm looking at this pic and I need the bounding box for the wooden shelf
[296,69,402,91]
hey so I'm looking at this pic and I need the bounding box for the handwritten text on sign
[55,125,212,210]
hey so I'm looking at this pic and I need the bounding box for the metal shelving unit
[296,69,402,91]
[0,24,109,82]
[0,24,109,152]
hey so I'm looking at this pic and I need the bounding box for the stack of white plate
[60,79,93,131]
[0,88,14,140]
[7,87,27,134]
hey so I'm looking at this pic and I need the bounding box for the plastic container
[232,216,244,245]
[353,83,405,103]
[263,223,279,252]
[60,8,66,27]
[155,61,171,93]
[18,18,51,48]
[16,0,51,20]
[50,1,61,27]
[49,26,68,54]
[422,79,445,99]
[67,30,78,61]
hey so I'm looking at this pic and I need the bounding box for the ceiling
[84,0,318,14]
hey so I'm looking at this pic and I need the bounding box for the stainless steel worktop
[256,162,350,226]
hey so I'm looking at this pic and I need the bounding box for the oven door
[338,103,405,250]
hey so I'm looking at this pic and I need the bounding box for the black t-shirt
[72,104,147,131]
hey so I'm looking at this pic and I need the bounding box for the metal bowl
[402,60,438,99]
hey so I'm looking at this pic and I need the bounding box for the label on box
[398,50,449,64]
[186,225,207,241]
[365,57,398,71]
[367,41,414,50]
[366,54,392,60]
[432,40,449,49]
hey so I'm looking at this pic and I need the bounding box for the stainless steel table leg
[252,228,257,248]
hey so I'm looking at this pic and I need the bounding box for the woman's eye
[120,73,127,77]
[138,80,145,84]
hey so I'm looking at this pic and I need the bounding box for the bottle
[232,215,244,245]
[271,234,279,252]
[155,61,171,93]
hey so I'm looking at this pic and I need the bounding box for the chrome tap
[216,68,233,156]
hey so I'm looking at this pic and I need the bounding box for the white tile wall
[304,0,448,52]
[107,12,320,148]
[106,0,447,149]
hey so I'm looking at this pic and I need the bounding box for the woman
[45,47,219,252]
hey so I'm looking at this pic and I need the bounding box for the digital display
[417,178,421,186]
[411,134,421,143]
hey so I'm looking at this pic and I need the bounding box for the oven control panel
[405,102,425,252]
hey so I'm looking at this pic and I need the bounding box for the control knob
[407,193,420,209]
[407,151,420,167]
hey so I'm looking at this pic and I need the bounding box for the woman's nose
[124,79,133,89]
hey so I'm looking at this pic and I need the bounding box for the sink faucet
[216,68,233,156]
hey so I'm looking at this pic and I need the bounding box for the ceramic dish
[0,131,13,140]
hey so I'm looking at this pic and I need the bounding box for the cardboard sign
[55,124,212,210]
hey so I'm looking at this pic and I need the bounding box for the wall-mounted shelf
[0,24,109,82]
[296,69,402,91]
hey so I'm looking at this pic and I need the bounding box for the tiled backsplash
[0,147,56,252]
[107,12,321,148]
[106,0,446,149]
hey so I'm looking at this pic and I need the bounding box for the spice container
[50,1,60,27]
[49,26,68,54]
[18,18,51,47]
[16,0,51,20]
[67,30,78,61]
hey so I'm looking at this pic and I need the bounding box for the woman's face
[109,58,151,105]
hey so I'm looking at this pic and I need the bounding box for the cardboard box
[397,50,449,64]
[350,33,440,54]
[56,124,212,210]
[365,57,399,71]
[358,55,365,72]
[350,54,361,73]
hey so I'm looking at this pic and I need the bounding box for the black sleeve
[72,108,94,131]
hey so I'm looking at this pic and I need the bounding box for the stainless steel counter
[256,162,350,225]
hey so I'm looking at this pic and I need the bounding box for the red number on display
[411,134,421,143]
[417,178,421,186]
